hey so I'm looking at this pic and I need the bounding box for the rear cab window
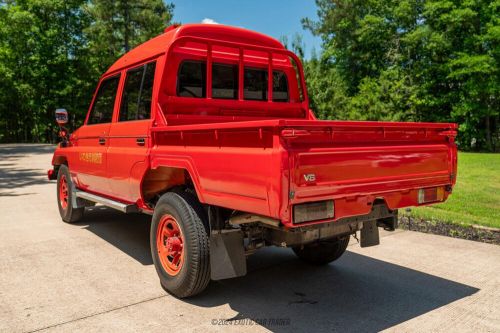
[212,63,238,99]
[165,42,307,122]
[177,61,206,98]
[243,68,289,102]
[272,71,289,102]
[176,61,288,102]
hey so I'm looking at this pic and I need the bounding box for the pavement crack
[26,294,168,333]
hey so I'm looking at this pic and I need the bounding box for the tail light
[293,200,334,224]
[418,187,445,204]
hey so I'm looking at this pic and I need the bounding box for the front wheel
[57,165,84,223]
[150,190,210,298]
[292,235,350,265]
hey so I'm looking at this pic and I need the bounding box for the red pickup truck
[49,24,457,298]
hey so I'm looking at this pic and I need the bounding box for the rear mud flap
[360,220,380,247]
[210,230,247,280]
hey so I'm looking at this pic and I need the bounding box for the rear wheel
[292,235,350,265]
[151,190,210,298]
[56,165,84,223]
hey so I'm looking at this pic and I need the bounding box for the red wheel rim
[156,214,184,276]
[59,174,69,210]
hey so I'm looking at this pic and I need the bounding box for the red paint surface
[51,24,458,227]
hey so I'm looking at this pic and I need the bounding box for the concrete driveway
[0,144,499,332]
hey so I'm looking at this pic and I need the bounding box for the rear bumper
[265,203,397,246]
[283,185,451,228]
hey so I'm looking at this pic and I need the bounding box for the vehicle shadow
[77,206,153,265]
[191,249,478,332]
[77,207,478,332]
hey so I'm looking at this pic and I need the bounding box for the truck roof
[104,24,285,76]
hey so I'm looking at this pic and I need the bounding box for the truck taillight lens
[418,187,445,204]
[293,200,334,224]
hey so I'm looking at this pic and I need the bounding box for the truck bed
[150,119,457,227]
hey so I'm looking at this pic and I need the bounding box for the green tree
[303,0,500,151]
[0,0,174,143]
[303,53,350,120]
[303,0,399,94]
[0,0,90,142]
[84,0,174,75]
[348,68,419,121]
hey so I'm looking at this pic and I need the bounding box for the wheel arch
[141,158,205,206]
[49,153,69,180]
[52,154,68,167]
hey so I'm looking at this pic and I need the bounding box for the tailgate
[282,120,457,213]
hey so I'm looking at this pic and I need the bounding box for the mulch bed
[398,215,500,245]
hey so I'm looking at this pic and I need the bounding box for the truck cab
[49,24,457,298]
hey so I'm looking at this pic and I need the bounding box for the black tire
[292,235,350,265]
[151,190,210,298]
[57,164,84,223]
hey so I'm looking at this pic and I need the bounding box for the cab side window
[87,75,120,125]
[119,61,156,122]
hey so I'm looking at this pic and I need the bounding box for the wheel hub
[157,214,184,276]
[59,174,68,210]
[166,236,182,254]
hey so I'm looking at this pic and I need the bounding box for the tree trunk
[485,116,492,152]
[492,115,498,152]
[124,1,130,52]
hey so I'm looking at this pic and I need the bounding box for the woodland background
[0,0,498,151]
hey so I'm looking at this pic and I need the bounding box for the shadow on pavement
[0,145,55,195]
[0,144,56,156]
[77,207,479,332]
[78,206,153,265]
[0,167,48,191]
[192,249,478,332]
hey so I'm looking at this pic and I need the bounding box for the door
[107,61,157,202]
[73,74,121,196]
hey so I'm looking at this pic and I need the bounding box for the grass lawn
[408,152,500,229]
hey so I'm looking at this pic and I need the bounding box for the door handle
[98,137,106,145]
[136,138,145,146]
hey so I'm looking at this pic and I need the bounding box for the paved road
[0,144,499,333]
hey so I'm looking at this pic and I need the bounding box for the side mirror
[55,108,70,147]
[55,108,68,126]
